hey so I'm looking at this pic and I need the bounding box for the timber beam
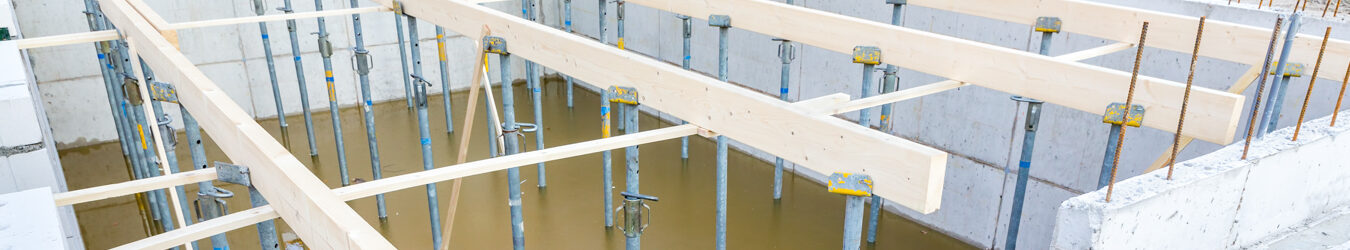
[626,0,1246,145]
[94,0,394,248]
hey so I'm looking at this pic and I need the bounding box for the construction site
[2,0,1350,249]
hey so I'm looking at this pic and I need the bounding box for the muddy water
[59,79,974,249]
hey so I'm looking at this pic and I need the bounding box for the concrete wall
[9,0,1350,249]
[0,0,82,245]
[1052,109,1350,249]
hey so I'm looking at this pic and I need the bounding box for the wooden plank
[123,37,194,250]
[113,206,278,250]
[94,0,393,248]
[121,0,178,48]
[166,7,389,30]
[53,168,217,206]
[627,0,1245,145]
[829,42,1131,114]
[14,30,119,49]
[905,0,1350,82]
[377,0,948,213]
[1145,65,1263,172]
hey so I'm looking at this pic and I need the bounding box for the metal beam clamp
[1268,62,1305,77]
[1102,102,1145,127]
[708,15,731,28]
[1034,17,1062,33]
[483,36,509,55]
[608,86,639,105]
[149,81,179,104]
[353,48,373,75]
[121,75,143,105]
[852,46,882,65]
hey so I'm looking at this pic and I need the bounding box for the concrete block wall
[1052,109,1350,249]
[9,0,1350,249]
[0,1,82,245]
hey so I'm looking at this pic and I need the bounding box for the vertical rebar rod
[1168,17,1205,180]
[679,15,691,161]
[254,0,289,146]
[1334,58,1350,127]
[522,0,547,188]
[1244,17,1284,159]
[406,15,445,249]
[1105,22,1149,203]
[1337,0,1345,17]
[1294,27,1331,141]
[1259,13,1302,137]
[498,52,528,250]
[313,0,350,187]
[394,4,414,108]
[182,109,228,250]
[281,0,319,156]
[437,27,455,134]
[842,195,865,250]
[714,19,730,250]
[348,0,386,219]
[564,0,575,108]
[602,90,615,228]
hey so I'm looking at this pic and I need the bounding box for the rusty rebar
[1105,22,1148,203]
[1334,60,1350,126]
[1336,0,1344,17]
[1168,17,1206,180]
[1293,27,1332,141]
[1260,0,1267,9]
[1243,17,1285,160]
[1324,0,1335,16]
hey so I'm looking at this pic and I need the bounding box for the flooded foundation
[58,79,974,249]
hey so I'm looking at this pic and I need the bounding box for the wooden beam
[14,30,119,49]
[113,206,278,250]
[1145,65,1263,172]
[94,0,393,248]
[828,42,1133,114]
[53,168,217,206]
[905,0,1350,82]
[121,0,178,48]
[124,37,194,250]
[166,7,389,30]
[627,0,1245,145]
[378,0,948,213]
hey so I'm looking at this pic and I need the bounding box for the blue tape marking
[326,77,335,82]
[684,55,691,60]
[533,88,541,93]
[106,63,114,69]
[98,54,106,59]
[565,21,572,26]
[261,34,269,39]
[780,88,789,94]
[366,100,373,106]
[600,106,609,116]
[293,56,301,61]
[421,138,431,145]
[1019,161,1031,169]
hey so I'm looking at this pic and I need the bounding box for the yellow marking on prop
[438,41,447,61]
[618,37,625,50]
[137,124,147,150]
[325,70,334,78]
[484,57,490,71]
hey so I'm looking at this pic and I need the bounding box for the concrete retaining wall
[9,0,1350,249]
[1052,109,1350,249]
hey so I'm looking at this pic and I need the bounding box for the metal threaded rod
[1293,27,1332,141]
[1243,17,1285,160]
[1168,17,1205,180]
[1105,22,1148,203]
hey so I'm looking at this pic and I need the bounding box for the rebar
[1294,27,1332,141]
[1168,17,1205,180]
[1259,13,1302,137]
[1105,22,1148,203]
[1335,60,1350,127]
[1244,17,1285,159]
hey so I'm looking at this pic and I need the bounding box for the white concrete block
[0,187,68,250]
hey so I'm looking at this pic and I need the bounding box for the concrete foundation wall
[1052,109,1350,249]
[9,0,1350,249]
